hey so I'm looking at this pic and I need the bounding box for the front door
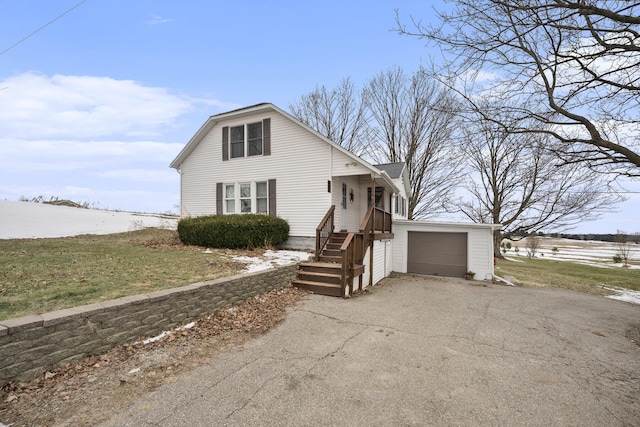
[341,182,348,230]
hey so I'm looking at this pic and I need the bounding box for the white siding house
[170,103,499,297]
[171,103,399,250]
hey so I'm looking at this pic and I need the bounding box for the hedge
[177,214,289,249]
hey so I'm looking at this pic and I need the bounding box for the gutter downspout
[492,274,515,287]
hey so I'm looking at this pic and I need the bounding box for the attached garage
[393,220,500,281]
[408,231,467,277]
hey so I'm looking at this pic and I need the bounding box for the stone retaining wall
[0,264,298,386]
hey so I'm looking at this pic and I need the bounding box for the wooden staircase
[293,204,392,298]
[293,232,364,297]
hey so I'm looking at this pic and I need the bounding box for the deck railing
[315,205,335,262]
[360,206,392,235]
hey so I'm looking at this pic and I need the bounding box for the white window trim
[223,181,268,214]
[229,122,263,159]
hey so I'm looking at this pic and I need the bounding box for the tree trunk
[493,230,503,259]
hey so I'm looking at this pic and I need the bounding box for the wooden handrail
[339,232,353,297]
[339,232,364,297]
[360,206,392,234]
[315,205,335,261]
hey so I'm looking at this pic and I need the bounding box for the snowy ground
[0,200,177,239]
[504,236,640,270]
[232,249,312,273]
[504,236,640,304]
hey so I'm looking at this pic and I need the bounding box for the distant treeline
[537,232,640,243]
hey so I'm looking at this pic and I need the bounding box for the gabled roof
[375,162,405,179]
[375,162,411,197]
[170,103,400,193]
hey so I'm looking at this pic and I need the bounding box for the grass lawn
[0,228,250,320]
[496,256,640,295]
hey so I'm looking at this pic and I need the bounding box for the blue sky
[0,0,637,233]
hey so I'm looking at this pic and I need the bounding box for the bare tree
[395,1,640,176]
[290,67,462,219]
[365,66,462,219]
[525,233,540,259]
[614,229,631,266]
[458,116,620,257]
[289,77,369,155]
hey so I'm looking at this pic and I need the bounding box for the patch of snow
[0,200,177,239]
[176,321,196,331]
[602,286,640,305]
[128,367,141,375]
[135,320,196,345]
[140,330,171,345]
[233,250,312,273]
[264,249,312,265]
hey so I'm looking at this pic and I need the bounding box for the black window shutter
[263,118,271,156]
[216,182,223,215]
[268,179,276,216]
[222,127,229,161]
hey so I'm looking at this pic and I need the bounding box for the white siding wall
[361,240,392,289]
[331,151,371,177]
[391,177,409,221]
[179,112,332,239]
[392,221,496,280]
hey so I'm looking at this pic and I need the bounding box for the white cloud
[146,14,174,25]
[0,138,184,173]
[0,72,236,213]
[0,72,192,139]
[97,169,178,184]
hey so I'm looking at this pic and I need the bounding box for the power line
[0,0,89,56]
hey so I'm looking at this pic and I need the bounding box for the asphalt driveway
[101,274,640,426]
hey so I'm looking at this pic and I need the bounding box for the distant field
[497,237,640,297]
[502,236,640,269]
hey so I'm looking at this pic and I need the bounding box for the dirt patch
[0,285,310,427]
[627,326,640,347]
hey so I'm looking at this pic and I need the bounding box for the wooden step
[297,270,342,285]
[293,280,342,297]
[299,262,342,274]
[327,234,347,245]
[322,249,341,257]
[299,262,365,277]
[319,255,342,263]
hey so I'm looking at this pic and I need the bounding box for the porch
[293,204,393,297]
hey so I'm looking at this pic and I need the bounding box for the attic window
[229,122,262,158]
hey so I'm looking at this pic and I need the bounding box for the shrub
[177,214,289,249]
